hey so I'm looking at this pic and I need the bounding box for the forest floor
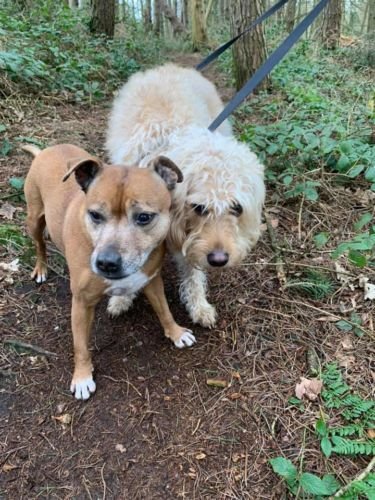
[0,52,374,499]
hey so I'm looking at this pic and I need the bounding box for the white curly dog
[106,64,265,328]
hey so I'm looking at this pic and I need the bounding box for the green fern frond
[330,424,365,438]
[337,473,375,499]
[285,270,334,299]
[331,436,375,456]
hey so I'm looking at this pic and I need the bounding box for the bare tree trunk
[154,0,162,35]
[143,0,152,30]
[90,0,116,37]
[321,0,342,49]
[284,0,297,33]
[160,0,187,34]
[191,0,208,50]
[230,0,269,92]
[368,0,375,66]
[204,0,215,27]
[182,0,189,26]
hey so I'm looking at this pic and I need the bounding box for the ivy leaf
[321,474,340,494]
[348,249,367,268]
[347,164,365,178]
[336,320,352,332]
[300,472,332,495]
[336,155,351,172]
[9,177,25,191]
[315,418,327,437]
[314,232,329,249]
[354,213,373,232]
[321,437,332,457]
[269,457,297,483]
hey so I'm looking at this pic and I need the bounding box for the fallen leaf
[336,353,355,369]
[195,452,206,460]
[206,379,228,388]
[56,403,66,414]
[335,262,354,288]
[53,413,72,425]
[341,335,353,350]
[2,463,17,472]
[115,444,126,453]
[295,377,323,401]
[367,429,375,439]
[0,258,20,273]
[231,453,245,463]
[0,202,17,220]
[229,392,242,400]
[364,283,375,300]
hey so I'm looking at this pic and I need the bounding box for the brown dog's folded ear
[62,157,102,192]
[150,156,183,191]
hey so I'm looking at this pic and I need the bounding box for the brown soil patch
[1,57,373,499]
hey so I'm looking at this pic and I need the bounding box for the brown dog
[23,144,196,400]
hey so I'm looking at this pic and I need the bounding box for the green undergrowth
[0,0,163,102]
[237,43,374,198]
[270,364,375,499]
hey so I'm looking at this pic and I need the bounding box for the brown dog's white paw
[70,376,96,400]
[167,327,196,348]
[190,303,217,329]
[31,263,47,284]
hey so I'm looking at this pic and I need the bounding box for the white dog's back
[106,64,232,164]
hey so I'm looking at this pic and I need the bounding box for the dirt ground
[1,54,374,499]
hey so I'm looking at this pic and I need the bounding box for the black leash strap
[208,0,330,132]
[196,0,290,71]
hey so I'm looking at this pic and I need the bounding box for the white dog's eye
[230,203,243,217]
[191,204,208,216]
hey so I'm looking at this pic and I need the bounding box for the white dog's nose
[207,251,229,267]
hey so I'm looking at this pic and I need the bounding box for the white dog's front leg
[176,256,217,328]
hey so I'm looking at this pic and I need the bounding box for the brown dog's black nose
[207,251,229,267]
[96,248,123,278]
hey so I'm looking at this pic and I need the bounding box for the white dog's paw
[189,302,217,328]
[107,295,134,317]
[70,377,96,400]
[174,329,196,348]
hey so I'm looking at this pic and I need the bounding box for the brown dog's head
[63,155,182,280]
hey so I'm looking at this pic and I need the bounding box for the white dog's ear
[62,157,103,192]
[150,156,183,190]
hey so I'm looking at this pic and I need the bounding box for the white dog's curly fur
[106,64,265,327]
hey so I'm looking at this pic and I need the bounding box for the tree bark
[321,0,342,49]
[182,0,189,26]
[230,0,269,92]
[89,0,115,38]
[143,0,152,30]
[154,0,162,35]
[284,0,297,33]
[367,0,375,66]
[191,0,208,50]
[160,0,187,35]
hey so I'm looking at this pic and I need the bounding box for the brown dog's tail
[22,144,42,157]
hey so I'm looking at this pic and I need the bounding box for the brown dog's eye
[230,203,243,217]
[192,204,208,216]
[135,212,155,226]
[88,210,105,224]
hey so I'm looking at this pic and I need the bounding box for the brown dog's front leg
[70,296,97,400]
[143,273,196,348]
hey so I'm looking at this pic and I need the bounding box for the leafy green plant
[0,1,163,102]
[269,457,340,496]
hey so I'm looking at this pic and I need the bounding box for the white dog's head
[166,129,265,270]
